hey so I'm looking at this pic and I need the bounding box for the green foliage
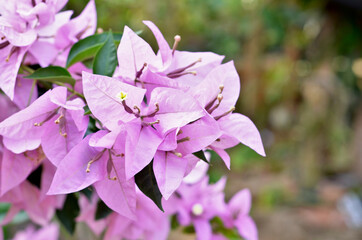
[93,31,118,77]
[56,193,80,234]
[135,160,164,211]
[192,150,209,164]
[66,32,122,68]
[95,200,113,220]
[25,66,75,86]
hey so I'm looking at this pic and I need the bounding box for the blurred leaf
[192,150,209,163]
[80,187,93,201]
[95,200,113,220]
[93,31,118,77]
[24,66,75,86]
[135,160,164,211]
[56,193,80,234]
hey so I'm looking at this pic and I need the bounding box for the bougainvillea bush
[0,1,265,239]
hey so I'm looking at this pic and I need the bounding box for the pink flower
[12,223,59,240]
[222,189,258,240]
[0,87,88,166]
[171,177,228,240]
[0,0,96,99]
[104,191,170,240]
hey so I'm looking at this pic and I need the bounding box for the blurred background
[70,0,360,239]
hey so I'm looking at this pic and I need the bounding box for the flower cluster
[0,1,264,239]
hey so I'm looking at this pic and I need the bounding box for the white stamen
[172,35,181,55]
[192,203,204,216]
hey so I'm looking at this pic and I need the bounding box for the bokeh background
[63,0,362,239]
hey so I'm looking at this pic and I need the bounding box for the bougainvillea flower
[187,61,265,167]
[172,176,228,240]
[222,189,258,240]
[0,87,88,166]
[114,21,224,95]
[153,115,221,199]
[0,180,63,226]
[76,194,107,236]
[103,191,170,240]
[0,147,43,196]
[55,0,97,51]
[82,71,205,179]
[0,43,28,100]
[142,20,224,85]
[0,0,96,99]
[48,132,137,220]
[12,223,59,240]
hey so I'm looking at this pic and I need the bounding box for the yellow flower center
[116,91,128,102]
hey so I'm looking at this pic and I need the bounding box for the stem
[54,82,85,101]
[27,79,37,107]
[21,65,35,74]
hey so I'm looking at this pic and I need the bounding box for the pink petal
[166,50,224,86]
[125,125,163,179]
[0,87,58,142]
[82,71,146,131]
[28,41,59,67]
[20,182,55,225]
[183,160,209,184]
[31,223,59,240]
[55,0,97,49]
[13,76,38,109]
[235,215,258,240]
[210,147,231,169]
[117,25,161,81]
[158,129,178,151]
[229,189,251,216]
[194,218,212,240]
[153,151,188,200]
[147,87,205,135]
[0,26,37,46]
[176,116,221,155]
[189,61,240,116]
[47,135,107,195]
[0,148,35,196]
[94,155,137,220]
[41,109,88,166]
[143,20,171,66]
[0,45,28,100]
[218,113,265,156]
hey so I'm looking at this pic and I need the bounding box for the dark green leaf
[80,187,93,201]
[66,33,109,68]
[83,105,92,115]
[93,31,118,77]
[85,117,99,136]
[135,160,164,211]
[171,215,180,230]
[24,66,75,86]
[95,200,113,220]
[192,150,209,163]
[183,225,195,234]
[56,193,80,234]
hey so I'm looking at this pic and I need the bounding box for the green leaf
[83,105,92,115]
[24,66,75,86]
[95,200,113,220]
[66,33,109,68]
[135,160,164,211]
[56,193,80,234]
[93,31,118,77]
[192,150,209,163]
[80,187,93,201]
